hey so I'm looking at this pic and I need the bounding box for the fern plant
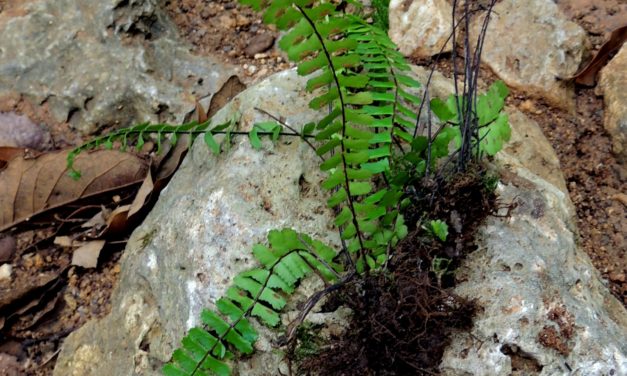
[66,0,511,374]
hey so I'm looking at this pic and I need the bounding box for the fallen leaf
[0,149,148,232]
[207,75,246,118]
[81,209,107,229]
[71,240,105,268]
[0,270,61,309]
[155,135,191,182]
[102,204,132,237]
[196,100,208,124]
[2,270,67,332]
[11,288,62,332]
[128,170,154,218]
[570,25,627,86]
[0,147,27,163]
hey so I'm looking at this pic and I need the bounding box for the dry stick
[39,349,62,368]
[284,271,356,343]
[472,0,497,162]
[413,14,465,139]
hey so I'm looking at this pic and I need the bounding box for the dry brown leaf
[155,135,191,182]
[128,170,154,218]
[0,147,27,163]
[0,270,61,310]
[102,204,131,237]
[11,288,62,332]
[0,149,148,232]
[571,25,627,86]
[196,100,208,124]
[71,240,105,268]
[207,75,246,118]
[2,269,67,333]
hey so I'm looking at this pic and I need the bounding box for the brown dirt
[543,0,627,304]
[515,89,627,304]
[164,0,293,82]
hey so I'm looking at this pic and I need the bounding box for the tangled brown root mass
[296,166,497,375]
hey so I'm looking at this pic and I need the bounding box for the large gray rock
[388,0,453,59]
[599,43,627,163]
[0,0,234,135]
[472,0,588,111]
[53,70,342,376]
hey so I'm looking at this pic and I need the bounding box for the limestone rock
[53,70,342,376]
[472,0,588,110]
[500,110,572,202]
[389,0,453,59]
[599,43,627,163]
[439,116,626,376]
[0,0,234,135]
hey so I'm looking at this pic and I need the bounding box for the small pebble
[609,272,625,283]
[0,236,16,263]
[244,33,275,57]
[0,263,12,281]
[0,112,51,149]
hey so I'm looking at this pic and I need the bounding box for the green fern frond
[163,229,341,376]
[65,120,235,179]
[254,1,418,270]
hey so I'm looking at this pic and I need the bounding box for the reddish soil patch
[519,90,626,304]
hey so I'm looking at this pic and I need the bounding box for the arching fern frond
[163,229,341,376]
[250,1,418,271]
